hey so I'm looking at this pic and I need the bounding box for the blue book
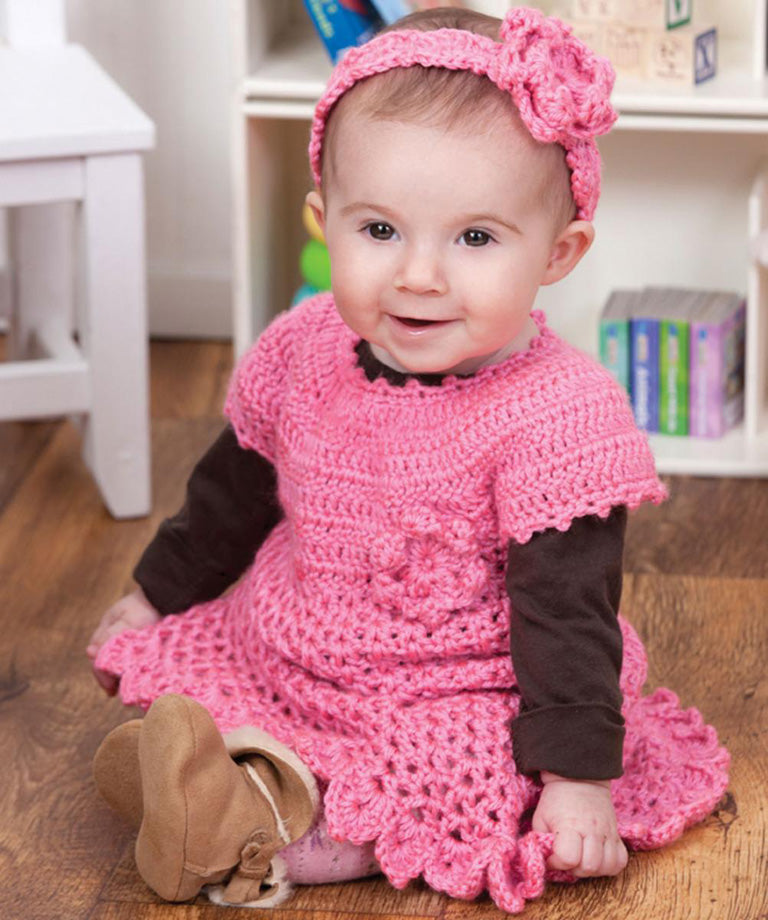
[303,0,383,63]
[368,0,413,23]
[630,316,660,432]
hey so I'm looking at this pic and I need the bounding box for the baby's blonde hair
[321,8,577,228]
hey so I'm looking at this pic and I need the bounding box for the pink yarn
[309,7,617,220]
[96,296,729,913]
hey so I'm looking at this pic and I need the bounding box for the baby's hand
[532,771,628,877]
[86,588,161,695]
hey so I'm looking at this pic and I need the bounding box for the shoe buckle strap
[221,829,281,904]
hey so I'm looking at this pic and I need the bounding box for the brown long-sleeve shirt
[134,342,627,780]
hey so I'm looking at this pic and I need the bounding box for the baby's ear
[541,220,595,286]
[305,189,326,231]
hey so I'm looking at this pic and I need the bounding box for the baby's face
[310,109,574,376]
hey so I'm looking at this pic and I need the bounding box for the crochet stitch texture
[97,296,729,913]
[309,7,617,219]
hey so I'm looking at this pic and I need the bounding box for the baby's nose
[394,246,447,295]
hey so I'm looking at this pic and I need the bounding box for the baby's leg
[282,814,380,884]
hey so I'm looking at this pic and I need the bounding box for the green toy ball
[300,239,331,291]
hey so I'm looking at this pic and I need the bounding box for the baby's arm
[133,425,283,615]
[506,507,628,877]
[87,425,283,694]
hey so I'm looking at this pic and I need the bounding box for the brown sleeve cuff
[512,703,625,780]
[134,539,225,616]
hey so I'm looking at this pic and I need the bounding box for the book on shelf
[368,0,413,23]
[599,289,638,394]
[302,0,383,63]
[630,312,661,433]
[643,287,700,436]
[689,293,746,438]
[598,286,746,438]
[659,306,690,436]
[303,1,464,59]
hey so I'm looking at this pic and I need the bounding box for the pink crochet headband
[309,7,617,221]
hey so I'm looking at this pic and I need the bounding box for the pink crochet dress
[97,295,729,913]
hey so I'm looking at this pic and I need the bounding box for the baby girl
[89,6,729,913]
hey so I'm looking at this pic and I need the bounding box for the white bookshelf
[230,0,768,477]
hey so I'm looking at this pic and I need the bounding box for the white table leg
[79,153,151,518]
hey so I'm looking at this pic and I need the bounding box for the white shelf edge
[241,76,327,102]
[240,99,315,121]
[239,95,768,133]
[649,425,768,477]
[242,99,315,120]
[615,113,768,132]
[240,97,768,134]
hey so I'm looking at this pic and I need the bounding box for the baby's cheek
[333,292,373,340]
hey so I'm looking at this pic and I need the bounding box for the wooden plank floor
[0,338,766,920]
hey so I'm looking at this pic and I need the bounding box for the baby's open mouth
[395,316,443,327]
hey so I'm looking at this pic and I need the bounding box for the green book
[599,290,638,395]
[644,288,704,437]
[659,315,689,435]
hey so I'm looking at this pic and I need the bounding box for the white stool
[0,4,155,518]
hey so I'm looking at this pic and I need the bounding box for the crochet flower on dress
[369,508,489,629]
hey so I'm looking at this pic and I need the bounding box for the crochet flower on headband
[309,6,618,220]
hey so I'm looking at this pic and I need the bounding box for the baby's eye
[460,229,493,247]
[364,221,396,241]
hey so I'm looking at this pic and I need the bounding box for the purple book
[689,294,746,438]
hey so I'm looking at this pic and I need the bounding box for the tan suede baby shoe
[93,694,319,907]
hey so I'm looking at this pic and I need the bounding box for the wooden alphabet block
[569,19,607,57]
[566,17,717,86]
[621,0,692,30]
[648,24,717,85]
[604,21,649,79]
[568,0,619,22]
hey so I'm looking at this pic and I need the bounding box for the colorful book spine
[659,317,689,435]
[303,0,383,63]
[630,317,660,432]
[598,290,635,395]
[689,297,746,438]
